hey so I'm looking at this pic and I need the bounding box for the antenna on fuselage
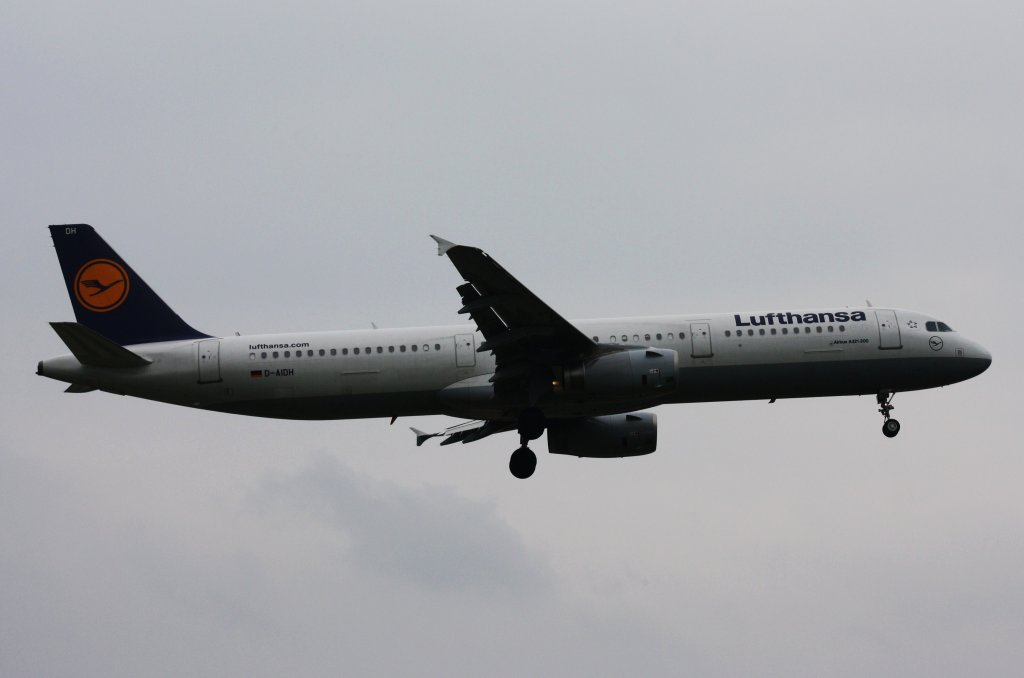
[866,299,873,307]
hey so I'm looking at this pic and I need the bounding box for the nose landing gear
[509,408,545,479]
[877,391,901,438]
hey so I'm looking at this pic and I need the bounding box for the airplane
[38,224,992,479]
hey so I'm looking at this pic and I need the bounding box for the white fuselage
[39,307,991,422]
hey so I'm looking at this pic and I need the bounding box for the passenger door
[197,340,222,383]
[875,310,902,349]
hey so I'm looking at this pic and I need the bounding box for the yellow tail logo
[74,259,129,312]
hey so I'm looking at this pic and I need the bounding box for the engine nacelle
[547,412,657,458]
[562,348,677,401]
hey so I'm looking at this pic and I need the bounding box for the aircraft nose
[977,344,992,371]
[967,341,992,378]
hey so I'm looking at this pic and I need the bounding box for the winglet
[430,235,457,257]
[410,427,440,447]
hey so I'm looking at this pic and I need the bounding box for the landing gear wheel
[882,418,901,438]
[509,447,537,479]
[876,391,901,438]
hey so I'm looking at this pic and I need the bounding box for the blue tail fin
[49,224,209,346]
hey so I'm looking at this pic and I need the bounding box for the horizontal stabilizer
[64,384,97,393]
[50,322,151,368]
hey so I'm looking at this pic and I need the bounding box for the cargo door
[876,310,902,349]
[197,340,222,383]
[455,333,476,367]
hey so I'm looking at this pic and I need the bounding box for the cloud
[250,453,554,596]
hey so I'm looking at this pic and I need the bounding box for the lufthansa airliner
[38,225,991,478]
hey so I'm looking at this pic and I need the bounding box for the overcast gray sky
[2,1,1022,676]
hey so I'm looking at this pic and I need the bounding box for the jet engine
[560,349,677,401]
[547,412,657,458]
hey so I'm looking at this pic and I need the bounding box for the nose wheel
[509,408,545,479]
[877,391,901,438]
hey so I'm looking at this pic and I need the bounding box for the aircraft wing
[431,236,601,397]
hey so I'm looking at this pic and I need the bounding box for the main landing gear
[509,408,545,479]
[877,391,901,438]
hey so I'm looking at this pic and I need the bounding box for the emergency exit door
[690,323,713,358]
[455,334,476,367]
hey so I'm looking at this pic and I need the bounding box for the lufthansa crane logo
[928,336,944,351]
[74,259,130,312]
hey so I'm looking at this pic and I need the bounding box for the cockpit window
[936,321,954,332]
[926,320,955,332]
[925,321,937,332]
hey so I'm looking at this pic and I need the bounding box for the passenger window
[388,346,394,353]
[816,326,822,333]
[376,347,382,354]
[926,321,937,332]
[354,348,360,355]
[308,350,313,357]
[284,350,291,358]
[838,326,845,332]
[423,344,429,352]
[725,330,731,337]
[435,344,441,351]
[400,345,406,352]
[644,333,651,341]
[249,353,256,360]
[827,326,833,333]
[759,329,765,336]
[656,333,662,340]
[679,332,685,339]
[261,352,267,359]
[668,333,674,340]
[295,351,301,358]
[782,328,788,335]
[609,336,616,343]
[770,328,777,335]
[331,349,338,356]
[365,347,371,354]
[621,335,628,342]
[412,345,418,352]
[633,334,640,342]
[805,327,811,333]
[273,351,279,358]
[319,349,325,356]
[747,329,754,336]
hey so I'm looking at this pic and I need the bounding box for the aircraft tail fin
[48,224,209,346]
[50,322,152,368]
